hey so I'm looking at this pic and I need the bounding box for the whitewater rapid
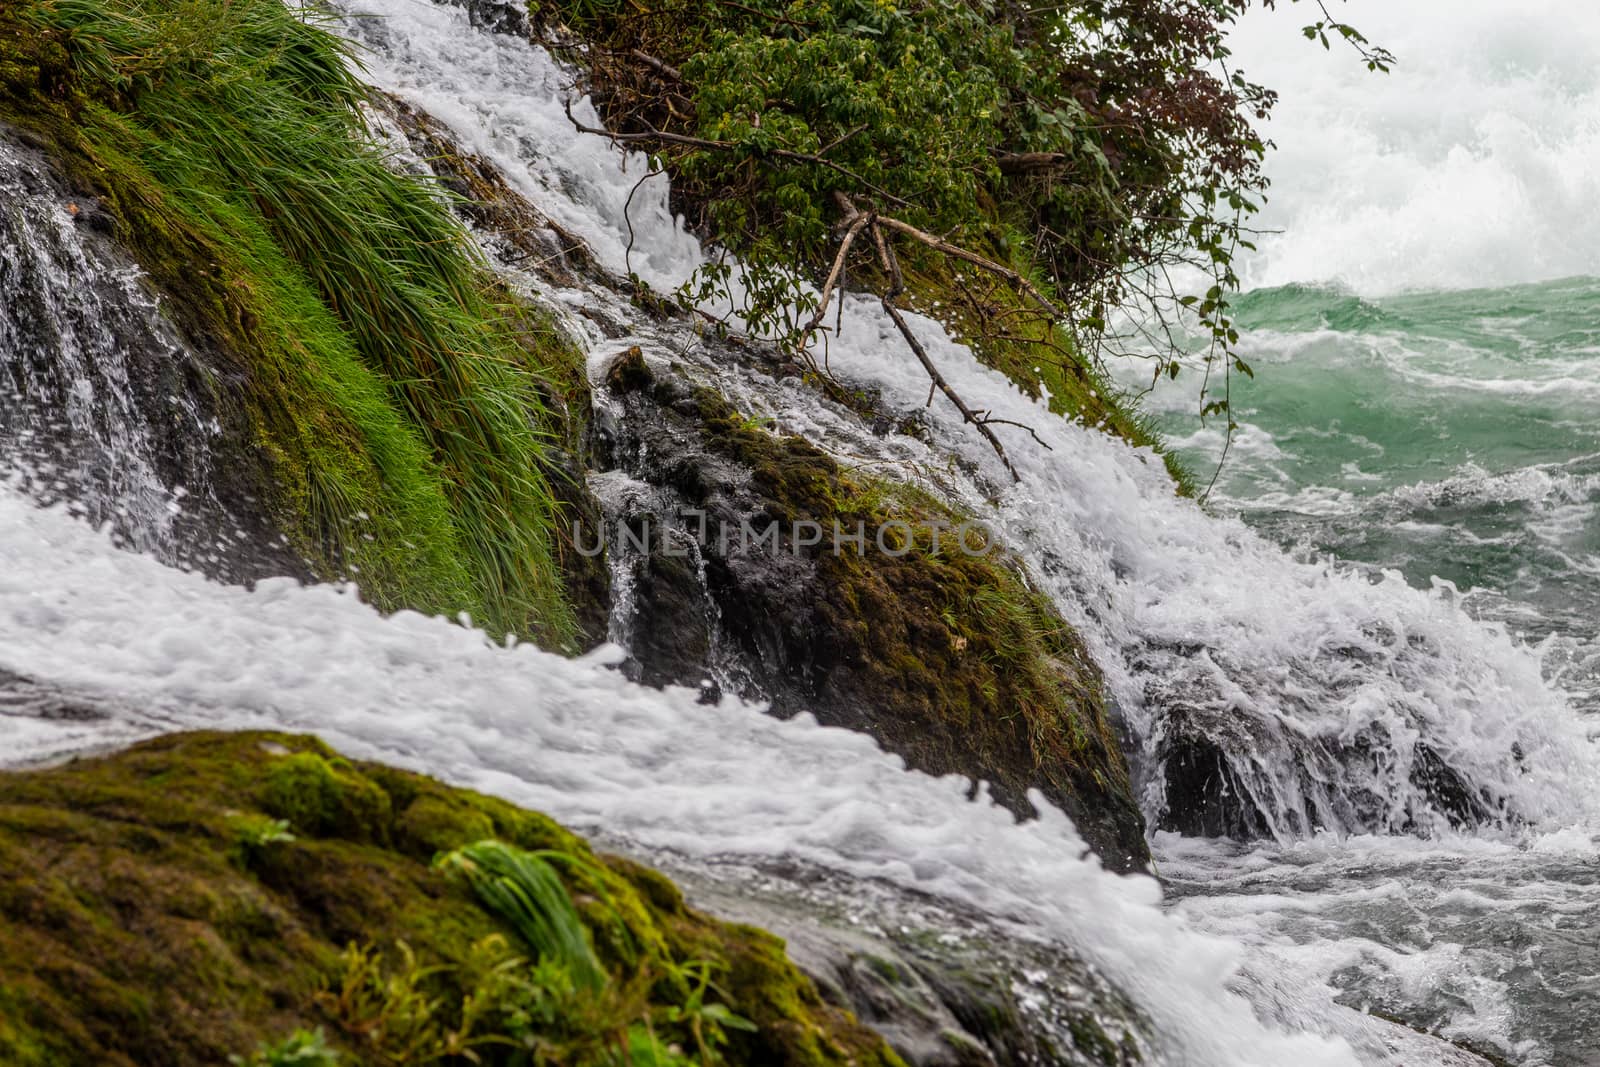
[321,2,1600,1059]
[1111,5,1600,1063]
[0,482,1365,1066]
[1228,0,1600,294]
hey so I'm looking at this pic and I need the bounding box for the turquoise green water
[1147,276,1600,710]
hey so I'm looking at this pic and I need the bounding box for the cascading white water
[3,0,1598,1062]
[322,3,1600,1061]
[0,137,201,555]
[0,135,300,586]
[336,0,1600,839]
[0,487,1376,1066]
[1227,0,1600,294]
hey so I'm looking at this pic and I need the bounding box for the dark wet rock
[1156,712,1273,840]
[680,863,1149,1066]
[627,542,717,688]
[443,0,529,36]
[593,347,1150,873]
[0,126,309,585]
[0,670,106,724]
[1151,680,1511,841]
[1409,743,1495,830]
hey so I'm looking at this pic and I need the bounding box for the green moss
[0,732,899,1066]
[261,753,391,844]
[0,0,581,646]
[396,795,498,858]
[653,381,1148,868]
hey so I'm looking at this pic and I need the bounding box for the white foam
[4,0,1596,1059]
[0,488,1357,1067]
[335,0,704,292]
[812,294,1600,836]
[1158,829,1600,1066]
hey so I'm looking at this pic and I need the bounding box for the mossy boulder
[598,351,1148,872]
[0,731,901,1066]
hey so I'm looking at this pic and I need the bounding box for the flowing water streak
[0,135,304,585]
[0,137,200,555]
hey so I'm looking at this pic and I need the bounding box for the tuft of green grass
[229,1028,340,1067]
[436,840,608,992]
[10,0,578,645]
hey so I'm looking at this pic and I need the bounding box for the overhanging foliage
[540,0,1388,481]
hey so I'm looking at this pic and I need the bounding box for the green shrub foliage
[542,0,1386,436]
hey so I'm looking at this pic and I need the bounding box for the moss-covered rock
[599,352,1148,872]
[0,0,595,648]
[0,731,901,1066]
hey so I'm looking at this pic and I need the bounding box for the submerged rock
[681,863,1151,1067]
[1150,682,1511,842]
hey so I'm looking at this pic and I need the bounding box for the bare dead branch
[563,98,910,207]
[628,49,682,82]
[871,223,1021,483]
[622,167,666,277]
[977,414,1054,451]
[797,208,873,352]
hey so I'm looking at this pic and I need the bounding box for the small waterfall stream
[0,136,306,584]
[1,135,209,557]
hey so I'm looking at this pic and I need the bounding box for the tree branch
[628,49,682,82]
[796,208,873,351]
[872,213,1070,322]
[562,98,910,208]
[871,222,1021,483]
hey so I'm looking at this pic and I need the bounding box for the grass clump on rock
[0,0,579,645]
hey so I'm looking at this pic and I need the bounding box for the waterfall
[2,0,1597,1062]
[334,0,1600,841]
[0,136,303,584]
